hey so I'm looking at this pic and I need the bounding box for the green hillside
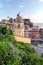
[0,25,43,65]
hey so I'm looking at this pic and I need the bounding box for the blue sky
[0,0,43,23]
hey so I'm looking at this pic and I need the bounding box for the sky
[0,0,43,23]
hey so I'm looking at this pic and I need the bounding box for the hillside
[0,25,43,65]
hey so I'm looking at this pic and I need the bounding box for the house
[39,28,43,39]
[28,26,40,39]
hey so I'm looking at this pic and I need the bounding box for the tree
[0,25,7,35]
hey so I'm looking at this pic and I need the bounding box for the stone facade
[14,14,24,37]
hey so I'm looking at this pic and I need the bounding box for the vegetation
[41,53,43,58]
[0,25,43,65]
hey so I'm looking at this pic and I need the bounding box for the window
[18,24,20,28]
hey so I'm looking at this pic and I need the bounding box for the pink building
[24,26,40,39]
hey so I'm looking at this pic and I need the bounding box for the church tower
[14,13,24,37]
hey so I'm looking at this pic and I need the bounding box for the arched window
[18,24,20,28]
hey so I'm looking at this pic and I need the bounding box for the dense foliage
[0,25,43,65]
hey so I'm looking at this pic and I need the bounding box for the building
[39,28,43,39]
[0,14,42,44]
[23,18,33,37]
[0,14,40,39]
[14,14,24,37]
[1,19,7,24]
[14,14,33,37]
[28,26,40,39]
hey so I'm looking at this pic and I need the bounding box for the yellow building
[15,36,31,44]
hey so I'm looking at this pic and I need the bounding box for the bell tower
[14,13,24,37]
